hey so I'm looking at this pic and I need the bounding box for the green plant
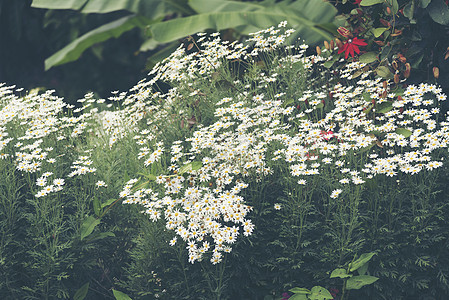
[31,0,337,70]
[289,286,334,300]
[1,19,449,299]
[319,0,449,95]
[288,252,378,300]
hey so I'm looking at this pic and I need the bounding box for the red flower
[353,0,362,5]
[337,37,367,59]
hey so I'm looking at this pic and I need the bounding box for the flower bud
[324,40,330,50]
[386,6,391,15]
[391,29,403,37]
[335,38,343,49]
[392,61,398,70]
[380,19,391,27]
[330,40,335,50]
[316,46,321,55]
[337,27,352,38]
[433,67,440,79]
[394,73,400,84]
[374,40,385,46]
[404,63,411,78]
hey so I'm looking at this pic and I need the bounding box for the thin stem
[188,36,246,97]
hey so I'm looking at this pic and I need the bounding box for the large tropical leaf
[44,15,154,70]
[149,0,337,45]
[80,0,182,19]
[32,0,188,19]
[188,0,264,34]
[31,0,88,10]
[189,0,264,13]
[33,0,337,70]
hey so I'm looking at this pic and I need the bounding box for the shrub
[1,21,449,299]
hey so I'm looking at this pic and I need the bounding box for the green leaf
[289,287,311,294]
[309,286,333,300]
[137,172,157,181]
[289,295,308,300]
[359,52,378,63]
[351,70,363,79]
[139,38,160,52]
[349,252,377,272]
[395,128,413,138]
[393,87,404,96]
[80,216,100,241]
[192,161,203,171]
[81,0,176,19]
[33,0,179,19]
[410,53,424,68]
[330,268,353,278]
[315,22,338,35]
[93,197,101,217]
[74,282,89,300]
[372,27,388,38]
[362,92,372,102]
[360,0,384,6]
[375,66,391,78]
[323,60,335,68]
[149,0,336,45]
[179,163,194,174]
[112,289,133,300]
[403,1,416,23]
[346,275,379,290]
[190,0,264,13]
[101,198,117,209]
[282,98,295,107]
[357,261,369,275]
[419,0,431,8]
[188,0,265,34]
[375,101,393,114]
[427,0,449,25]
[85,231,115,242]
[389,0,399,14]
[32,0,88,10]
[44,15,153,70]
[179,161,203,174]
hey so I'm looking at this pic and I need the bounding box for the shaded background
[0,0,148,101]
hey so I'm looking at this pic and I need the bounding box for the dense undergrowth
[1,21,449,300]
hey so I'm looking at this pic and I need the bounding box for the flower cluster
[0,86,106,197]
[1,22,447,265]
[115,23,448,264]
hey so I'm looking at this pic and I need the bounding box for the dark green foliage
[333,0,449,97]
[0,159,28,298]
[1,2,449,299]
[0,0,148,103]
